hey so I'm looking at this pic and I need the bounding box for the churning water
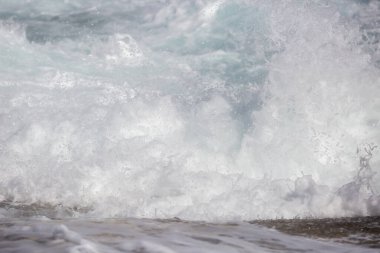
[1,1,380,251]
[1,0,380,221]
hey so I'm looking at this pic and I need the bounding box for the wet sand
[250,216,380,248]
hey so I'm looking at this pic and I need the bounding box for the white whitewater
[0,0,379,221]
[1,0,380,252]
[0,1,380,251]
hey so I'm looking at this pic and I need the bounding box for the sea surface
[0,0,380,252]
[0,216,379,253]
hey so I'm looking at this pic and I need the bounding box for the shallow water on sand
[1,217,379,253]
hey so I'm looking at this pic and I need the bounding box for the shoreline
[250,216,380,248]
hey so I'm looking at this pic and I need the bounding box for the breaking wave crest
[0,0,380,221]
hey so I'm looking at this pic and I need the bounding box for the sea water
[0,0,379,252]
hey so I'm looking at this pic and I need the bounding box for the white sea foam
[0,0,379,221]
